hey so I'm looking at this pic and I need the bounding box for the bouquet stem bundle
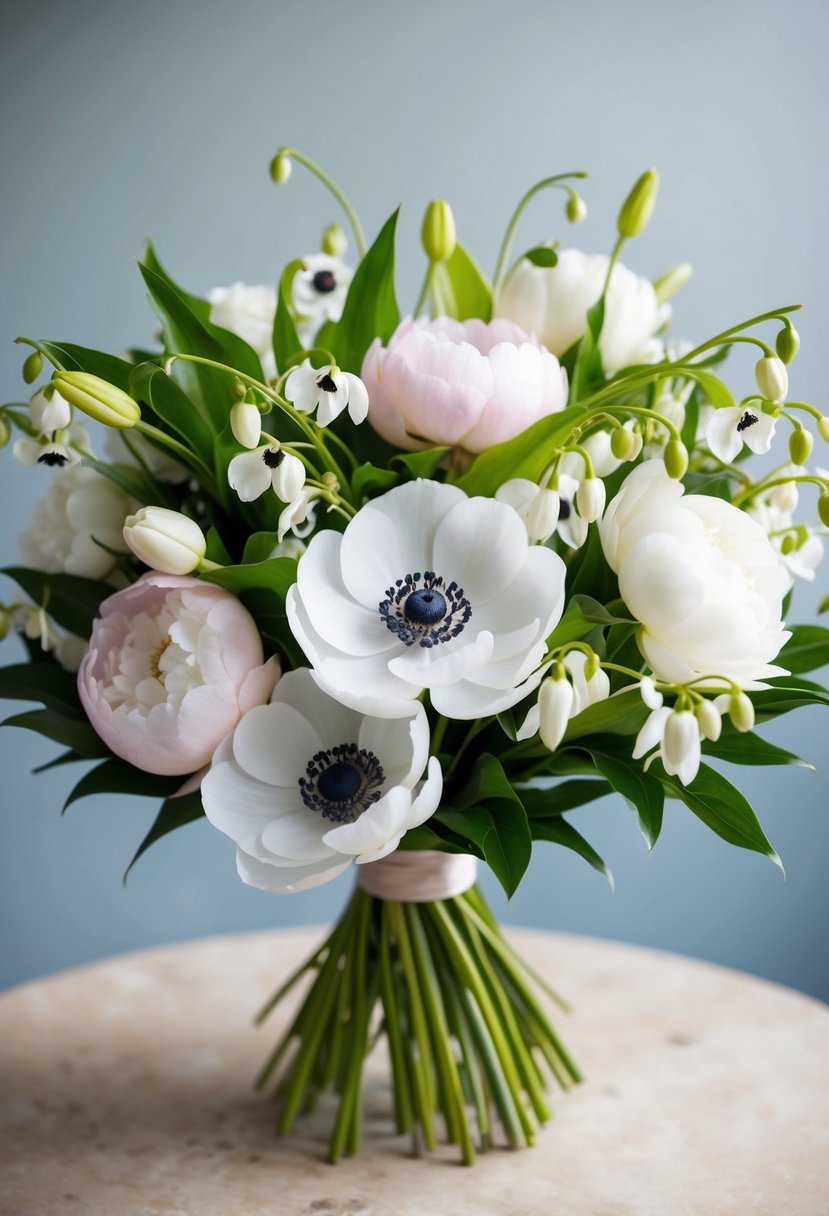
[255,885,581,1164]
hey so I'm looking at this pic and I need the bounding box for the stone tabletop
[1,927,827,1216]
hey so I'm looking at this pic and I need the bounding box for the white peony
[287,479,566,720]
[18,464,132,581]
[599,461,790,687]
[495,247,668,375]
[208,282,277,379]
[201,668,442,893]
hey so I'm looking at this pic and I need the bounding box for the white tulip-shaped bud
[538,674,574,753]
[29,387,71,435]
[576,475,606,523]
[272,451,306,503]
[663,710,702,786]
[123,506,206,575]
[230,400,262,449]
[755,356,788,404]
[694,698,722,742]
[728,691,755,733]
[526,487,560,542]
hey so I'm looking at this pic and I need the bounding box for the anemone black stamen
[737,411,759,432]
[312,269,337,294]
[379,571,471,648]
[37,451,68,467]
[299,742,385,824]
[261,448,285,469]
[559,497,572,520]
[317,373,338,394]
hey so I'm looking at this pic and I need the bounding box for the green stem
[492,171,588,291]
[278,147,367,258]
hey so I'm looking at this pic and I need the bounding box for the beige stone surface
[0,927,827,1216]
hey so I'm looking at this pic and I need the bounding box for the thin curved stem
[492,171,588,291]
[278,147,367,258]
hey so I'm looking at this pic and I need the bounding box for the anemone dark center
[737,411,759,432]
[559,497,572,520]
[380,571,471,648]
[312,270,337,294]
[299,743,385,824]
[38,451,68,467]
[317,761,361,803]
[261,447,285,469]
[317,373,337,394]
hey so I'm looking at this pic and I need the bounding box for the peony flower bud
[663,438,688,479]
[421,199,457,263]
[727,691,755,733]
[576,475,606,523]
[653,262,693,306]
[788,427,813,466]
[617,168,660,239]
[52,371,140,428]
[538,673,574,753]
[230,400,262,449]
[29,386,71,435]
[270,151,292,183]
[755,355,788,404]
[565,193,587,224]
[775,326,800,364]
[694,698,722,742]
[526,487,560,542]
[123,506,207,575]
[322,223,347,259]
[22,351,43,384]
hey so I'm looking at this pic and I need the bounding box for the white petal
[705,407,743,463]
[632,706,670,759]
[232,702,321,788]
[322,785,413,857]
[236,847,349,893]
[742,412,776,455]
[388,631,494,688]
[295,529,397,656]
[358,705,427,790]
[284,363,322,414]
[432,495,529,606]
[344,373,369,424]
[516,702,541,741]
[228,449,273,501]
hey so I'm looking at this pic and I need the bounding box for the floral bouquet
[2,149,828,1165]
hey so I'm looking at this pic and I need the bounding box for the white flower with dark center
[292,254,353,345]
[554,472,588,549]
[208,283,277,379]
[18,464,132,580]
[29,387,71,436]
[706,405,776,464]
[228,444,305,503]
[285,362,369,427]
[14,436,80,470]
[201,668,442,893]
[278,486,319,542]
[286,480,566,720]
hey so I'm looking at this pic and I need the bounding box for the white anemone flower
[201,668,443,893]
[286,480,567,720]
[292,254,353,345]
[285,362,369,427]
[706,405,776,464]
[227,444,305,503]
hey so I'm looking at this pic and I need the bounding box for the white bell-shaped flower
[29,387,71,435]
[228,444,305,503]
[706,405,777,464]
[285,362,369,427]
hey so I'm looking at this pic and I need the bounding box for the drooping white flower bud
[755,356,788,404]
[538,672,574,752]
[694,698,722,742]
[272,451,305,503]
[640,676,663,709]
[29,387,71,435]
[269,150,292,183]
[123,506,207,575]
[727,691,755,733]
[526,487,560,542]
[230,400,262,449]
[662,709,702,786]
[565,193,587,224]
[576,475,606,523]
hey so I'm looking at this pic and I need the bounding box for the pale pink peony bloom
[361,316,568,454]
[78,572,278,775]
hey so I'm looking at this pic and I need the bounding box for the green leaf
[750,678,829,720]
[518,777,613,816]
[1,567,108,637]
[563,687,649,741]
[242,531,279,564]
[273,259,305,374]
[778,625,829,675]
[438,753,532,897]
[703,729,814,770]
[200,556,297,599]
[0,662,84,717]
[325,210,400,373]
[129,361,215,465]
[124,791,205,878]
[675,366,734,409]
[431,242,492,322]
[530,816,613,886]
[391,447,451,480]
[64,759,180,812]
[522,246,559,268]
[586,747,664,849]
[39,342,135,392]
[3,708,110,758]
[568,297,606,402]
[351,462,399,501]
[662,763,782,868]
[453,404,585,498]
[547,593,634,650]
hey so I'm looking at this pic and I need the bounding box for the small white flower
[714,691,755,733]
[278,486,320,543]
[29,387,71,435]
[694,698,722,742]
[292,254,353,345]
[632,704,702,786]
[537,675,574,751]
[748,477,825,586]
[639,675,663,710]
[706,405,776,464]
[755,355,788,404]
[18,464,132,581]
[285,362,369,427]
[576,476,606,524]
[555,473,589,549]
[495,479,560,542]
[228,444,305,503]
[563,650,610,714]
[14,436,80,470]
[22,605,57,653]
[201,668,443,893]
[208,283,277,379]
[230,400,262,449]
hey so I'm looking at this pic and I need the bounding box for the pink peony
[361,316,568,454]
[77,572,279,776]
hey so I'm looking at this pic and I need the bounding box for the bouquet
[2,148,827,1165]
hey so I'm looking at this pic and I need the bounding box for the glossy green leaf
[750,678,829,719]
[431,242,492,322]
[3,708,109,758]
[453,405,585,498]
[38,342,135,392]
[64,759,180,812]
[129,361,215,464]
[663,763,782,869]
[530,816,612,885]
[703,729,814,770]
[778,625,829,675]
[517,777,613,816]
[242,531,279,564]
[391,447,451,480]
[547,594,634,650]
[351,462,399,501]
[0,662,84,717]
[1,567,108,638]
[523,246,559,268]
[586,747,664,849]
[200,556,297,599]
[674,366,734,409]
[563,687,649,741]
[325,210,401,373]
[273,259,305,374]
[124,791,205,878]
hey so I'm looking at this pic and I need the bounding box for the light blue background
[1,0,827,1000]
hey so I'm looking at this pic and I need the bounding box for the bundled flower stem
[255,885,579,1163]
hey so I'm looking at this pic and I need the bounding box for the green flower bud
[728,691,755,734]
[788,427,813,466]
[0,605,9,642]
[269,151,292,184]
[0,414,10,449]
[22,351,43,384]
[755,355,788,404]
[421,199,457,263]
[819,416,829,443]
[610,424,639,461]
[663,438,688,480]
[322,223,347,258]
[818,492,829,528]
[52,371,140,428]
[819,592,829,615]
[653,262,693,306]
[780,533,796,555]
[775,325,800,364]
[565,193,587,224]
[617,168,660,239]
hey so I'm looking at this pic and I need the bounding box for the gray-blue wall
[2,0,828,1000]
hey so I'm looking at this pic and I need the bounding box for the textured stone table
[1,928,827,1216]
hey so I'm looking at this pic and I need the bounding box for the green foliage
[129,360,215,466]
[320,210,401,374]
[0,661,84,717]
[582,744,664,849]
[273,259,305,374]
[124,790,205,878]
[1,567,109,638]
[703,728,813,770]
[661,763,781,869]
[777,625,829,674]
[2,708,109,758]
[38,342,135,392]
[529,816,612,885]
[452,405,585,498]
[64,759,181,812]
[430,242,493,322]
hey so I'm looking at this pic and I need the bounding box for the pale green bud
[123,506,206,575]
[421,199,457,263]
[755,355,788,404]
[694,698,722,743]
[663,438,688,479]
[617,168,660,239]
[0,605,9,642]
[780,532,796,555]
[819,416,829,443]
[22,351,43,384]
[653,262,693,306]
[565,193,587,224]
[788,427,813,466]
[610,424,640,461]
[818,492,829,528]
[269,151,292,184]
[0,414,10,449]
[776,326,800,364]
[52,372,140,428]
[728,692,755,734]
[322,223,347,258]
